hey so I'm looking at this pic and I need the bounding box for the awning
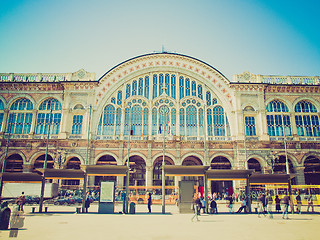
[250,173,296,185]
[164,165,210,176]
[81,165,128,176]
[206,169,254,181]
[35,169,85,180]
[0,172,43,183]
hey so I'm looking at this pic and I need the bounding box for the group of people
[257,193,315,220]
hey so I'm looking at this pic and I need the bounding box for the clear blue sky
[0,0,319,80]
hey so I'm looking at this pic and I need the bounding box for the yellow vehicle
[265,185,320,205]
[115,186,179,205]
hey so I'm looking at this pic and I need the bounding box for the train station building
[1,52,320,194]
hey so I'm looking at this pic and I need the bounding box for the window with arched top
[171,75,176,99]
[8,98,33,134]
[295,101,320,136]
[0,99,4,132]
[144,76,149,99]
[153,75,158,99]
[266,100,291,136]
[35,98,62,135]
[179,76,184,99]
[97,104,115,135]
[186,105,197,136]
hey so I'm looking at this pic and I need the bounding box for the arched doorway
[153,157,174,186]
[210,156,232,197]
[304,156,320,185]
[62,157,81,187]
[95,155,117,186]
[33,154,54,169]
[124,156,146,186]
[273,155,296,184]
[247,158,262,173]
[182,156,203,186]
[4,154,23,172]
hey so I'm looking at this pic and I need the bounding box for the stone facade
[1,53,320,191]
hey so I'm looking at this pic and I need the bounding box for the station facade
[1,53,320,193]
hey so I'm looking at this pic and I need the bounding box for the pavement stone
[0,203,319,240]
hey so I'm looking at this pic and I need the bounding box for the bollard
[32,207,36,213]
[44,207,48,213]
[76,207,81,214]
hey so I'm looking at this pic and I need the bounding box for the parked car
[53,197,75,205]
[25,196,40,204]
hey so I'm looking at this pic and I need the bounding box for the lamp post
[125,105,132,214]
[242,109,248,169]
[0,112,14,198]
[39,106,53,213]
[82,104,92,212]
[281,113,290,174]
[159,84,169,214]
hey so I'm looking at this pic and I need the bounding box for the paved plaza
[0,204,319,240]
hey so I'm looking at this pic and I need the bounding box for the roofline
[98,52,230,81]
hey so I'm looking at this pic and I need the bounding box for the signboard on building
[100,181,114,203]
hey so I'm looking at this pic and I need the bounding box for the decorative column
[145,165,153,187]
[294,166,305,185]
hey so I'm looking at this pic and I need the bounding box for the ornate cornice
[96,53,234,106]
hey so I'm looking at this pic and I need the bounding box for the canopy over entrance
[36,169,85,180]
[81,165,127,176]
[0,172,42,183]
[164,165,209,176]
[206,169,254,181]
[250,173,296,185]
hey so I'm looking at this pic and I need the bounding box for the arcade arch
[124,155,146,186]
[304,156,320,185]
[4,154,23,172]
[94,155,117,186]
[153,156,174,186]
[210,156,232,195]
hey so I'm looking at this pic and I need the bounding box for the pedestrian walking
[191,198,201,222]
[307,195,314,213]
[228,196,234,213]
[296,194,302,214]
[257,193,266,217]
[282,195,290,219]
[275,195,281,213]
[16,192,25,212]
[85,192,91,213]
[148,192,152,213]
[266,194,273,218]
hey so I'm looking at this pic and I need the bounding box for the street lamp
[0,112,14,198]
[125,105,132,214]
[159,84,169,214]
[39,103,53,213]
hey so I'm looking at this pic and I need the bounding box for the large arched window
[294,101,320,136]
[131,105,142,135]
[35,98,61,135]
[143,108,149,135]
[213,106,225,136]
[179,76,184,99]
[144,76,149,99]
[186,105,197,136]
[97,104,115,135]
[266,100,291,136]
[153,74,158,99]
[152,108,157,135]
[0,99,5,132]
[8,98,33,134]
[171,75,176,99]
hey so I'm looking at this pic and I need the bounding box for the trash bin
[0,202,11,230]
[129,202,136,214]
